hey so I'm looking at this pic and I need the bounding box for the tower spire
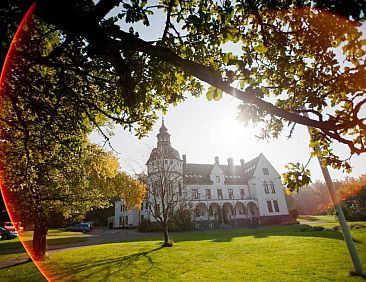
[157,118,170,147]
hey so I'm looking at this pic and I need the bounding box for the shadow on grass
[0,237,88,254]
[0,258,33,269]
[49,224,361,248]
[49,245,165,281]
[168,224,353,243]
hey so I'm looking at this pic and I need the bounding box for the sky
[89,3,366,183]
[90,92,366,182]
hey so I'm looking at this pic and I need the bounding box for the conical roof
[147,119,181,163]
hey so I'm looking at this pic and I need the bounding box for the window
[216,175,220,183]
[192,189,198,199]
[270,182,275,193]
[267,201,273,212]
[119,217,122,226]
[141,215,144,220]
[206,189,211,200]
[240,189,245,199]
[217,189,223,199]
[120,204,123,212]
[263,181,269,194]
[273,200,280,212]
[262,168,269,175]
[228,189,234,199]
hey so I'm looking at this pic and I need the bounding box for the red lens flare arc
[0,2,52,282]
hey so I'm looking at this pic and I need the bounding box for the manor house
[113,121,291,228]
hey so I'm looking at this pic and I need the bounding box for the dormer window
[192,189,198,200]
[216,175,220,183]
[217,189,223,199]
[270,182,275,193]
[228,189,234,199]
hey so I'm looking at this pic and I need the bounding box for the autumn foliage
[292,175,366,219]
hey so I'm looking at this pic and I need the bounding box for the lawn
[0,229,88,251]
[0,222,365,282]
[297,214,338,223]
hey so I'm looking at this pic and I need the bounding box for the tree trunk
[32,211,48,260]
[162,222,170,247]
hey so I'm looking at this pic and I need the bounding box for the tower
[146,119,184,222]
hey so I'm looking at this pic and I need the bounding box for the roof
[241,155,261,178]
[183,154,261,185]
[184,163,214,185]
[147,146,181,163]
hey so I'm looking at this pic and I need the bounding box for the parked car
[64,223,91,232]
[1,222,24,232]
[0,227,17,240]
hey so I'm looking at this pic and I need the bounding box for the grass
[298,215,338,223]
[0,229,88,251]
[43,225,366,281]
[1,222,365,281]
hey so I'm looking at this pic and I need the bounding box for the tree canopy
[1,0,362,176]
[0,11,146,259]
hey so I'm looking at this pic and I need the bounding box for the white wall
[252,155,289,216]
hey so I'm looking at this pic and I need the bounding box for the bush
[169,208,192,231]
[137,219,161,232]
[342,187,366,221]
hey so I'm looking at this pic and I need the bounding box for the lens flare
[0,2,364,281]
[0,2,52,281]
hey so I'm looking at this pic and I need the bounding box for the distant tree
[113,171,147,211]
[291,181,338,215]
[292,176,366,218]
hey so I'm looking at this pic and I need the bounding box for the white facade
[114,200,141,228]
[114,121,291,228]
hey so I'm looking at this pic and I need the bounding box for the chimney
[215,156,219,165]
[227,158,234,167]
[182,154,186,165]
[240,159,245,166]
